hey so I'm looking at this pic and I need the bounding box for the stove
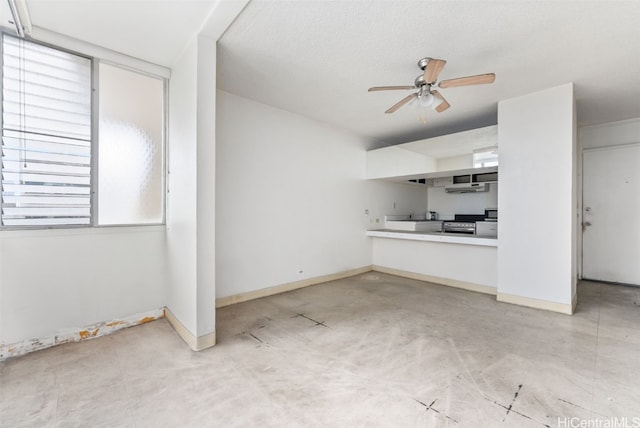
[442,221,476,234]
[442,214,485,234]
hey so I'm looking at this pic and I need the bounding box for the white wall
[166,35,217,342]
[366,146,436,179]
[0,2,242,352]
[497,83,576,307]
[400,125,498,159]
[427,184,498,220]
[215,91,428,299]
[195,36,217,337]
[0,32,170,348]
[572,98,578,299]
[0,227,166,344]
[166,37,198,335]
[436,154,472,171]
[366,181,428,227]
[580,118,640,149]
[366,125,498,179]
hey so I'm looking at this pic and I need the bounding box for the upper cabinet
[366,125,498,181]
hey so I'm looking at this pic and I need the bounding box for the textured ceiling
[218,0,640,147]
[24,0,217,67]
[14,1,640,148]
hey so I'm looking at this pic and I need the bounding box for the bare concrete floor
[1,272,639,427]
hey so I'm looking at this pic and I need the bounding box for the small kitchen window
[0,34,166,228]
[473,146,499,168]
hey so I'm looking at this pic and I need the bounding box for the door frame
[580,141,640,283]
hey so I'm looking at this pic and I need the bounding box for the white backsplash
[428,183,498,219]
[385,214,428,221]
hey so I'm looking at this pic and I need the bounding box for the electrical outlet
[364,209,369,215]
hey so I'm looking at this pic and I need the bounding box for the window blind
[2,35,92,226]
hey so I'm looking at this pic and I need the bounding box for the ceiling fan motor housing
[414,75,428,88]
[417,57,431,70]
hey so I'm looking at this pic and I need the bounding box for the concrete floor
[1,272,639,427]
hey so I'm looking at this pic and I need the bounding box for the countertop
[366,229,498,247]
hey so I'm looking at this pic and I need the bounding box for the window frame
[0,32,167,230]
[472,147,499,169]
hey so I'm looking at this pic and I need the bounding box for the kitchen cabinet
[452,171,499,185]
[473,171,498,183]
[433,177,453,187]
[442,169,498,193]
[476,221,498,237]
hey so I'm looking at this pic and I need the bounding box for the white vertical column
[165,0,249,350]
[195,35,217,344]
[166,37,199,341]
[497,83,577,313]
[165,36,217,350]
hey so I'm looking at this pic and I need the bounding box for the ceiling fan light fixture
[417,85,437,107]
[416,87,435,123]
[418,91,435,107]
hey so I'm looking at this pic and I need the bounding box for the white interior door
[582,144,640,285]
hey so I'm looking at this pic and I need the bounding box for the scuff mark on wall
[0,307,165,360]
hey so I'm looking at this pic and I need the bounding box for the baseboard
[372,265,497,296]
[215,265,373,308]
[0,308,164,360]
[497,292,574,315]
[164,307,216,351]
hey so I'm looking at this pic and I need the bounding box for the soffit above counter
[366,125,498,182]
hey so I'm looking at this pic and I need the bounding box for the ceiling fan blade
[368,86,415,92]
[423,58,447,83]
[385,93,417,114]
[438,73,495,88]
[432,90,450,112]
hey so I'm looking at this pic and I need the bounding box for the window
[2,35,92,226]
[473,147,499,168]
[1,34,165,228]
[98,63,164,225]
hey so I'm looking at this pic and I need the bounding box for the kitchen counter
[369,230,498,294]
[366,229,497,247]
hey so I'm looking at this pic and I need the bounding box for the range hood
[445,183,489,193]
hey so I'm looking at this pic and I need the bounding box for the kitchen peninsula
[366,126,499,295]
[366,228,496,246]
[367,224,498,295]
[366,85,577,315]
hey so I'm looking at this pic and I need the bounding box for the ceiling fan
[368,57,495,114]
